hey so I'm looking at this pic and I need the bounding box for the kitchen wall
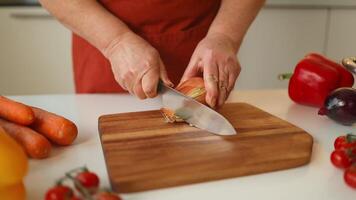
[0,1,355,95]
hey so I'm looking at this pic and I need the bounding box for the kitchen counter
[10,90,354,200]
[266,0,356,8]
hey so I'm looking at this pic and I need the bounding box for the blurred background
[0,0,355,95]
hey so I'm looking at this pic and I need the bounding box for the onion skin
[176,77,207,105]
[318,87,356,126]
[161,77,206,123]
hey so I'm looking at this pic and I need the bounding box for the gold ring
[219,80,227,90]
[207,74,218,83]
[220,85,227,91]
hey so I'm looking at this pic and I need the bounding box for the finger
[180,55,200,84]
[141,67,160,98]
[133,78,146,100]
[114,75,127,91]
[203,59,219,108]
[122,72,135,95]
[159,59,174,87]
[227,62,241,93]
[217,65,228,108]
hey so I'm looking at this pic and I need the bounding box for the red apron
[72,0,221,93]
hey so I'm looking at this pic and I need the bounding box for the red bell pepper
[288,53,354,107]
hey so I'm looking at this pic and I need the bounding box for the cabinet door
[0,7,74,95]
[326,9,356,87]
[326,9,356,61]
[237,8,328,89]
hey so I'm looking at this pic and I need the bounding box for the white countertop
[10,90,355,200]
[266,0,356,8]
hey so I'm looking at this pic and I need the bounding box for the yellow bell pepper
[0,127,28,200]
[0,182,26,200]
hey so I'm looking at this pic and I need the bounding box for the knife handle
[157,80,165,93]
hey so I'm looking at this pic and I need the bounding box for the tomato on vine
[344,165,356,189]
[75,171,100,193]
[334,134,356,151]
[45,185,73,200]
[330,150,352,169]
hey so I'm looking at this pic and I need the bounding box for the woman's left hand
[180,32,241,108]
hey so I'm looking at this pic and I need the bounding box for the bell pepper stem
[278,73,293,80]
[346,133,356,142]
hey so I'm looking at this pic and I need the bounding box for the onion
[318,87,356,126]
[175,77,207,105]
[161,77,206,123]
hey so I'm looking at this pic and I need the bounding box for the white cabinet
[326,9,356,61]
[237,8,328,89]
[325,9,356,87]
[0,7,74,95]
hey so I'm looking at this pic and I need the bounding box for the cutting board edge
[102,131,314,194]
[110,154,312,193]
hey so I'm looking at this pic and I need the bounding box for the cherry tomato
[344,165,356,189]
[75,171,100,192]
[45,185,73,200]
[330,150,352,169]
[95,192,122,200]
[334,135,356,150]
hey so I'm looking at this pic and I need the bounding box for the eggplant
[318,87,356,126]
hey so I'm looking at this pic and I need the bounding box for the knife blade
[159,82,237,136]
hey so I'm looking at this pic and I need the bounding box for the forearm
[39,0,131,55]
[208,0,265,51]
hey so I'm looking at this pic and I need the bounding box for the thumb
[159,59,174,87]
[180,57,200,84]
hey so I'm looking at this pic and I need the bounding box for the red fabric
[73,0,221,93]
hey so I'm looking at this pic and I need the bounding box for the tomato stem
[65,172,94,200]
[56,176,70,186]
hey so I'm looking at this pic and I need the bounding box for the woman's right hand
[103,32,173,99]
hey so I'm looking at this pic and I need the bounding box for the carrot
[0,96,35,125]
[31,107,78,146]
[0,118,51,159]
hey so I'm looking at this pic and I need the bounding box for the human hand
[180,32,241,108]
[103,32,173,99]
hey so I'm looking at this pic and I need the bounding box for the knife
[159,82,237,136]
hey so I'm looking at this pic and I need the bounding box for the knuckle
[145,50,160,64]
[226,56,236,64]
[235,65,241,75]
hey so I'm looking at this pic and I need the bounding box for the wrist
[205,31,242,53]
[101,30,134,59]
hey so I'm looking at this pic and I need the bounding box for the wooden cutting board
[98,103,313,193]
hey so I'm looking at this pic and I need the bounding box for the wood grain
[99,103,313,193]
